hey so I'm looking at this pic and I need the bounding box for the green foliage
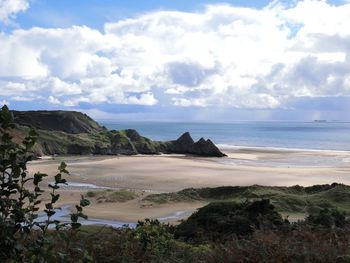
[0,105,90,262]
[175,200,286,241]
[306,208,346,227]
[54,205,350,262]
[62,225,211,263]
[135,219,174,258]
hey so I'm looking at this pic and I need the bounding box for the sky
[1,0,350,121]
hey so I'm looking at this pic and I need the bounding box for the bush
[175,199,287,241]
[307,208,346,227]
[135,219,174,257]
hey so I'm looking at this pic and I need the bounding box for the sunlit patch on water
[217,155,350,168]
[36,205,136,228]
[158,211,189,221]
[49,182,112,190]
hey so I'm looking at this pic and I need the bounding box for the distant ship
[314,120,327,123]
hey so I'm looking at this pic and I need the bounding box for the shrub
[175,199,287,241]
[307,208,346,227]
[86,191,96,198]
[135,219,174,257]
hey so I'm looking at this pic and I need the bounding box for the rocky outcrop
[108,129,160,155]
[109,131,137,155]
[124,129,160,154]
[165,133,226,157]
[190,138,226,157]
[166,132,195,153]
[12,110,226,157]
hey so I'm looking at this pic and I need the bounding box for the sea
[101,121,350,152]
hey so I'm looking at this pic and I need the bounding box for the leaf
[44,210,56,217]
[71,214,79,223]
[78,213,88,220]
[54,174,67,184]
[33,172,47,185]
[59,178,67,185]
[51,193,60,203]
[12,166,21,178]
[80,197,90,207]
[45,203,53,210]
[58,162,69,174]
[34,186,44,193]
[75,205,82,212]
[59,162,67,171]
[48,184,60,190]
[54,173,62,182]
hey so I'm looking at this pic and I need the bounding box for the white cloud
[126,92,158,106]
[0,99,9,106]
[0,81,27,96]
[48,95,60,105]
[1,1,350,110]
[0,0,29,24]
[11,95,34,101]
[172,97,207,107]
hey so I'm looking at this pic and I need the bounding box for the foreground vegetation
[8,201,349,263]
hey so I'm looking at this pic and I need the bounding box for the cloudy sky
[0,0,350,121]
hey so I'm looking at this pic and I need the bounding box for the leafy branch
[0,105,90,262]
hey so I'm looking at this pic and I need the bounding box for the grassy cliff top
[12,110,104,134]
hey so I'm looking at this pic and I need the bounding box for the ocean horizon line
[218,144,350,153]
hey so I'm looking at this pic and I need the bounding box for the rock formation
[166,133,226,157]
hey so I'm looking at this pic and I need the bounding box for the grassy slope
[36,130,111,154]
[18,126,161,155]
[13,110,103,134]
[86,189,139,203]
[143,183,350,215]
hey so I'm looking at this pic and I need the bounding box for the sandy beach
[27,147,350,223]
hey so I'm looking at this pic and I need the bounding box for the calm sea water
[101,121,350,151]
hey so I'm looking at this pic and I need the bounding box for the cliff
[13,110,104,134]
[12,110,226,157]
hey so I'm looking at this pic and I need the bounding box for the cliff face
[12,110,226,157]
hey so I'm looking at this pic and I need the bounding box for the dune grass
[143,183,350,215]
[87,189,139,203]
